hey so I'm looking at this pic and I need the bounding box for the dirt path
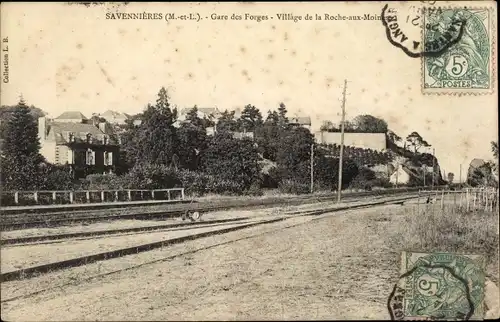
[1,205,405,320]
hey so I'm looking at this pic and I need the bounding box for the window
[86,133,93,144]
[103,135,108,145]
[86,149,95,165]
[68,132,75,142]
[104,151,113,166]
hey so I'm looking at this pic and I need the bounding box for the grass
[392,202,499,281]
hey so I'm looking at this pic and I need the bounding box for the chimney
[38,116,46,141]
[98,122,107,133]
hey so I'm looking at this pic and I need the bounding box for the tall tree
[276,127,314,181]
[1,97,45,190]
[216,110,238,132]
[405,131,430,153]
[186,105,205,128]
[177,105,208,170]
[277,102,288,127]
[238,104,263,132]
[132,87,179,166]
[255,110,281,161]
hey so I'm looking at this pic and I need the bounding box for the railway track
[1,187,428,231]
[0,194,420,283]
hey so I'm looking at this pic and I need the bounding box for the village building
[389,163,415,185]
[289,116,312,130]
[38,111,119,178]
[177,107,222,122]
[98,110,132,125]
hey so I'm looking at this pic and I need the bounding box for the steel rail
[0,194,419,283]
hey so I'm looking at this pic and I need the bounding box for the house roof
[48,121,117,145]
[390,164,418,177]
[469,158,487,169]
[180,107,220,116]
[290,116,312,126]
[100,110,131,119]
[55,111,88,120]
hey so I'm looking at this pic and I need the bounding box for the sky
[1,2,497,180]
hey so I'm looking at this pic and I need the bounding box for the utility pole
[337,79,347,203]
[432,148,435,189]
[310,143,314,194]
[459,164,462,188]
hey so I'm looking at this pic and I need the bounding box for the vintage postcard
[0,1,498,321]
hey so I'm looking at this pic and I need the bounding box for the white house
[389,164,413,185]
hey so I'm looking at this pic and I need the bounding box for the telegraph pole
[310,143,314,194]
[432,148,435,189]
[337,79,347,203]
[459,164,462,188]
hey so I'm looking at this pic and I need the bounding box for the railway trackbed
[0,188,426,231]
[0,194,419,284]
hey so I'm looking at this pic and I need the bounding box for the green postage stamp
[388,251,486,320]
[422,6,496,95]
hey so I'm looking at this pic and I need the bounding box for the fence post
[86,191,90,203]
[466,189,470,211]
[473,190,476,211]
[167,190,171,201]
[14,191,19,204]
[52,191,56,201]
[128,190,131,201]
[441,189,444,210]
[70,191,74,203]
[33,191,38,203]
[115,191,119,202]
[151,190,155,200]
[101,191,105,202]
[181,188,185,200]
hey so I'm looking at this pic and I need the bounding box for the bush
[176,169,210,196]
[202,133,261,191]
[39,164,75,190]
[244,180,264,196]
[125,164,181,189]
[278,179,310,195]
[81,173,130,190]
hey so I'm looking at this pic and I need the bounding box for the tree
[277,102,288,127]
[447,172,455,184]
[320,120,337,132]
[352,115,388,133]
[0,104,46,139]
[255,110,281,161]
[405,131,430,153]
[177,106,208,170]
[131,87,179,166]
[201,132,261,191]
[492,141,498,159]
[1,97,45,190]
[185,105,205,128]
[387,130,402,144]
[216,110,239,132]
[238,104,263,132]
[275,127,314,182]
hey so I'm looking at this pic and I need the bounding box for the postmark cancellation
[422,5,496,95]
[388,251,486,321]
